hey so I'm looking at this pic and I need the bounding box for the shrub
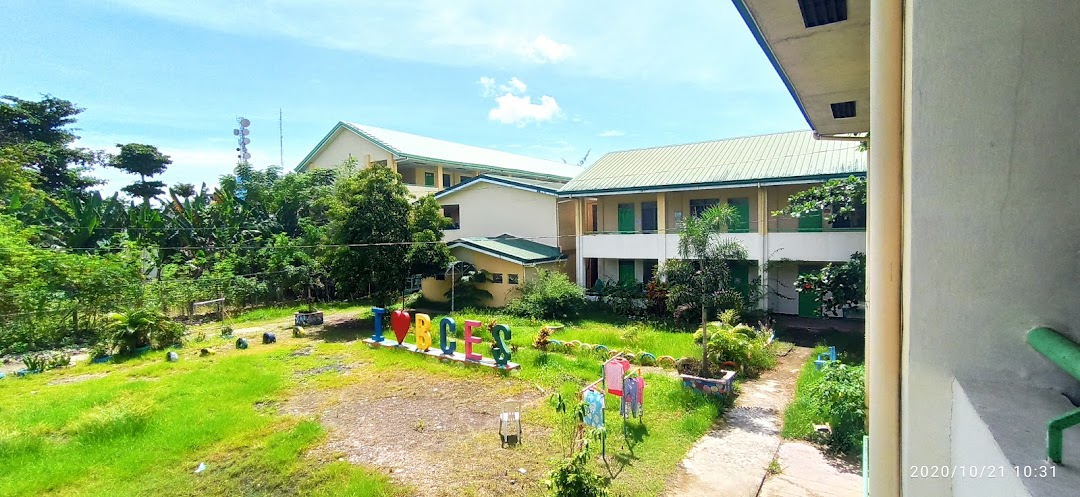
[644,279,668,316]
[691,319,775,378]
[505,269,585,320]
[534,326,554,350]
[104,309,184,355]
[808,362,866,454]
[21,352,71,372]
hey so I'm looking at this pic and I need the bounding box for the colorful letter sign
[362,308,519,370]
[415,313,432,351]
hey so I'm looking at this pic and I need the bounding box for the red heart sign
[390,310,411,344]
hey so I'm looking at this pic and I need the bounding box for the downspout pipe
[868,0,904,493]
[813,132,868,142]
[1026,327,1080,463]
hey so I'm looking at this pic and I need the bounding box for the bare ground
[284,370,557,497]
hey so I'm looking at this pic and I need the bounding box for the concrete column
[388,156,398,175]
[574,198,585,286]
[758,186,769,311]
[869,0,904,493]
[436,164,444,189]
[364,153,371,168]
[657,192,667,234]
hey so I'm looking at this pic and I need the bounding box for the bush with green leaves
[808,362,866,454]
[21,351,71,372]
[103,309,184,355]
[505,269,585,320]
[690,310,775,378]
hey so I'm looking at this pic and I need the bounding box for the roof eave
[434,175,559,200]
[448,240,565,265]
[730,0,814,130]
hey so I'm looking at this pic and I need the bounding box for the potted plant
[294,273,324,326]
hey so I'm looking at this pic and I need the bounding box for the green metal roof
[449,235,565,265]
[296,121,583,182]
[434,174,565,200]
[559,130,867,195]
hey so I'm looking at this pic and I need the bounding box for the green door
[798,265,822,318]
[618,260,636,284]
[729,261,751,298]
[617,203,635,233]
[798,209,823,232]
[727,198,751,233]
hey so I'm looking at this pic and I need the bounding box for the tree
[796,252,865,317]
[407,194,452,277]
[777,176,867,316]
[773,175,866,225]
[169,183,195,201]
[325,159,412,306]
[0,95,99,196]
[108,143,172,204]
[660,204,749,377]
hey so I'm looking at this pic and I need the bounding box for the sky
[0,0,808,196]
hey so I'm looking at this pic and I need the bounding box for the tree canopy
[0,95,99,195]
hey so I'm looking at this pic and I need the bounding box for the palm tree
[665,204,749,376]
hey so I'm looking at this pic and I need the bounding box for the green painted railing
[863,435,869,497]
[1026,326,1080,463]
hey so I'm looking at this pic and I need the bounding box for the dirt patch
[284,373,552,496]
[47,373,107,385]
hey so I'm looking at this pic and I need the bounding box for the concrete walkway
[664,345,861,497]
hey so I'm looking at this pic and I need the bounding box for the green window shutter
[798,210,823,232]
[727,197,751,233]
[618,260,636,284]
[617,203,635,233]
[424,172,435,187]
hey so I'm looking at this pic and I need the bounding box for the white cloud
[506,77,527,94]
[598,129,625,137]
[478,77,560,126]
[488,94,561,126]
[478,76,497,96]
[520,35,573,63]
[102,0,777,87]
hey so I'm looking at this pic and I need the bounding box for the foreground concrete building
[734,0,1080,495]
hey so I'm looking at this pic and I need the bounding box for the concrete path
[665,345,861,497]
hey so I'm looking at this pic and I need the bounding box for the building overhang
[732,0,870,135]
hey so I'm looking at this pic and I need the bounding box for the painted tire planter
[236,338,249,349]
[680,370,737,398]
[639,352,657,365]
[593,345,609,354]
[658,356,677,368]
[294,311,324,326]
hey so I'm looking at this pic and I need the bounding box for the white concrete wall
[580,233,764,262]
[904,2,1080,495]
[767,262,800,316]
[768,231,865,262]
[438,182,558,243]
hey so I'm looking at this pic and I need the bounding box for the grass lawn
[0,303,721,497]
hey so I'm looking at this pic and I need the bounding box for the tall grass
[781,346,827,440]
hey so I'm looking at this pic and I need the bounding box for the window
[617,203,635,233]
[435,273,446,281]
[643,259,659,282]
[371,159,388,167]
[491,273,504,283]
[641,201,658,233]
[442,173,451,188]
[689,198,719,217]
[829,202,867,229]
[443,205,460,229]
[508,274,519,285]
[424,172,435,187]
[590,204,598,232]
[458,175,470,184]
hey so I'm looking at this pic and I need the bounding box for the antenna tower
[233,117,251,163]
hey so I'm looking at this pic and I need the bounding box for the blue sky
[0,0,807,195]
